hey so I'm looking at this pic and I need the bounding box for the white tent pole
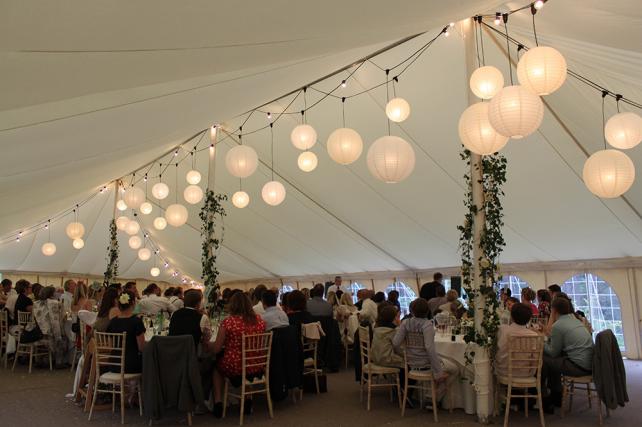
[112,180,119,220]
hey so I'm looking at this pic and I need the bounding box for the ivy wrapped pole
[103,181,120,287]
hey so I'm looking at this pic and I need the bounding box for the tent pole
[112,180,119,219]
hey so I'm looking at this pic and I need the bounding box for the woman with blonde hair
[71,281,92,313]
[336,292,359,345]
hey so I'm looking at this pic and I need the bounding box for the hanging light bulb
[153,216,167,230]
[116,199,128,211]
[125,220,140,236]
[583,149,635,198]
[123,186,145,209]
[604,112,642,149]
[262,181,286,206]
[115,216,130,231]
[297,151,318,172]
[128,235,142,249]
[186,170,201,185]
[65,222,85,240]
[517,46,567,95]
[138,247,151,261]
[184,185,204,204]
[150,267,160,277]
[469,66,504,100]
[367,135,416,183]
[139,202,153,215]
[385,97,411,122]
[165,204,188,227]
[209,125,217,142]
[488,85,544,138]
[232,191,250,208]
[326,128,363,165]
[41,242,56,256]
[72,238,84,249]
[291,124,317,150]
[225,145,259,178]
[458,102,509,155]
[534,0,544,10]
[494,12,501,25]
[152,182,170,200]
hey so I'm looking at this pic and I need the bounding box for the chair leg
[12,347,19,371]
[494,382,500,417]
[561,380,568,418]
[597,392,603,427]
[222,380,228,419]
[48,347,53,371]
[360,373,364,403]
[367,376,372,411]
[138,381,143,416]
[70,348,77,372]
[266,387,274,419]
[239,384,245,426]
[401,377,409,417]
[120,381,125,425]
[432,380,439,423]
[503,385,512,427]
[187,412,192,426]
[88,379,99,421]
[587,384,592,409]
[569,381,575,412]
[525,392,529,418]
[537,385,546,427]
[396,374,402,409]
[314,368,320,394]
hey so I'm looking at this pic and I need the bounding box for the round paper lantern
[385,97,411,123]
[366,135,416,183]
[604,112,642,149]
[165,203,188,227]
[123,186,145,210]
[153,216,167,230]
[128,235,142,250]
[65,222,85,240]
[488,85,544,139]
[225,145,259,178]
[152,182,170,200]
[150,267,160,277]
[583,149,635,198]
[290,124,317,150]
[116,200,128,211]
[41,242,56,256]
[326,128,363,165]
[139,202,153,215]
[138,247,151,261]
[116,216,130,231]
[232,191,250,209]
[458,102,509,155]
[72,238,84,249]
[186,170,202,185]
[125,220,140,236]
[517,46,567,95]
[184,185,204,204]
[297,151,318,172]
[469,66,504,99]
[262,181,286,206]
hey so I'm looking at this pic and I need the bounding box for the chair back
[241,332,273,378]
[357,326,371,367]
[301,325,318,357]
[94,331,127,375]
[507,335,544,381]
[0,310,8,343]
[79,319,89,354]
[402,331,424,370]
[17,311,33,328]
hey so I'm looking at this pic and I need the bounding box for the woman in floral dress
[33,286,68,367]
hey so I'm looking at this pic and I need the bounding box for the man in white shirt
[252,284,268,315]
[139,283,175,315]
[1,279,17,312]
[260,290,289,330]
[61,279,76,313]
[326,276,349,295]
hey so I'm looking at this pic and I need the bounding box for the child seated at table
[371,304,403,369]
[495,302,539,377]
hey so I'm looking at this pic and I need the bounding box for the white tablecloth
[435,334,476,414]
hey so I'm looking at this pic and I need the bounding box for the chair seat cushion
[99,372,142,383]
[563,375,593,384]
[408,369,434,380]
[363,363,399,374]
[497,375,537,386]
[304,357,315,367]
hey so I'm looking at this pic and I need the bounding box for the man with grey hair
[61,279,76,313]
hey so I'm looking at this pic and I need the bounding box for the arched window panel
[496,275,529,299]
[348,282,365,304]
[278,283,295,303]
[385,281,416,316]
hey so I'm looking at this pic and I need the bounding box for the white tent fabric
[1,0,642,285]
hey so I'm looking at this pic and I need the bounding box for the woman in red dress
[211,292,266,418]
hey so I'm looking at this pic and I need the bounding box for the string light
[341,80,347,88]
[494,12,501,25]
[534,0,545,10]
[267,112,272,120]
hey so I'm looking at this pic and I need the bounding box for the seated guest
[438,289,462,316]
[211,292,266,418]
[575,310,593,334]
[372,291,386,304]
[10,280,33,324]
[537,289,552,319]
[358,290,378,325]
[326,290,338,312]
[506,297,519,312]
[138,283,175,315]
[252,284,268,315]
[521,287,539,316]
[33,286,68,367]
[300,288,310,301]
[260,290,289,330]
[71,281,92,313]
[336,292,357,320]
[169,287,184,311]
[307,284,333,317]
[547,284,561,299]
[427,285,447,317]
[1,279,16,312]
[495,303,539,376]
[286,290,313,339]
[387,290,401,311]
[371,305,403,369]
[163,287,175,300]
[93,287,120,332]
[31,283,43,301]
[169,289,212,352]
[123,281,139,299]
[499,287,512,309]
[354,289,366,310]
[106,291,146,373]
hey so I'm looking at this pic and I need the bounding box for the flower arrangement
[119,293,130,305]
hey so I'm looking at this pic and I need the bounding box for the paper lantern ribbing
[153,216,167,230]
[225,145,259,178]
[150,267,160,277]
[488,85,544,139]
[186,170,202,185]
[262,181,286,206]
[326,128,363,165]
[116,216,130,231]
[165,203,188,227]
[65,222,85,240]
[469,66,504,99]
[458,102,509,155]
[290,124,317,150]
[138,247,152,261]
[116,200,128,211]
[125,220,140,236]
[604,112,642,150]
[297,151,318,172]
[232,191,250,209]
[72,238,84,249]
[140,202,153,215]
[385,97,411,123]
[42,242,56,256]
[516,46,567,96]
[123,186,145,210]
[583,149,635,198]
[128,235,142,250]
[366,135,416,183]
[184,185,204,204]
[151,182,170,200]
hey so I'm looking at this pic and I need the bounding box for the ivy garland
[200,189,227,308]
[103,219,119,287]
[457,149,507,362]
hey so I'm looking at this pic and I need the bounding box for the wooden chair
[11,311,52,373]
[561,375,606,426]
[70,318,88,372]
[495,335,545,427]
[1,310,9,368]
[300,325,320,399]
[88,332,143,425]
[222,332,274,426]
[358,326,401,411]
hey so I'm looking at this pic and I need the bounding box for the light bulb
[385,97,411,122]
[494,13,501,25]
[534,0,544,9]
[341,80,347,88]
[444,29,450,37]
[116,200,128,211]
[150,267,160,277]
[72,238,84,249]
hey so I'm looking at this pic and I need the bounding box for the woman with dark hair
[93,287,120,332]
[537,289,552,318]
[33,286,68,366]
[521,287,539,316]
[372,291,386,304]
[106,290,146,373]
[211,292,266,417]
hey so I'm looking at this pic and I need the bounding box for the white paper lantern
[138,247,151,261]
[115,216,130,231]
[125,220,140,236]
[232,191,250,209]
[290,124,317,150]
[186,170,202,185]
[385,97,411,123]
[583,149,635,198]
[488,85,544,139]
[517,46,567,95]
[153,216,167,230]
[116,200,128,211]
[469,66,504,99]
[72,238,84,249]
[165,203,188,227]
[366,135,416,183]
[184,185,204,204]
[326,128,363,165]
[297,151,318,172]
[262,181,286,206]
[41,242,56,256]
[123,186,145,209]
[225,145,259,178]
[151,182,170,200]
[139,202,153,215]
[65,222,85,240]
[128,235,142,250]
[150,267,160,277]
[458,102,509,155]
[604,112,642,149]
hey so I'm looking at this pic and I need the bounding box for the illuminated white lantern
[517,46,567,95]
[139,202,153,215]
[123,186,145,209]
[583,149,635,198]
[232,191,250,209]
[165,204,188,227]
[297,151,318,172]
[42,242,56,256]
[290,124,317,150]
[604,112,642,149]
[366,135,416,183]
[116,216,130,231]
[72,238,84,249]
[128,235,142,249]
[152,182,170,200]
[326,128,363,165]
[262,181,286,206]
[385,97,411,123]
[65,222,85,240]
[225,145,259,178]
[116,200,128,211]
[150,267,160,277]
[184,185,204,204]
[469,66,504,99]
[138,247,151,261]
[125,220,140,236]
[186,170,201,185]
[153,216,167,230]
[458,102,509,155]
[488,85,544,139]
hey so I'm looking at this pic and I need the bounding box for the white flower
[119,293,130,305]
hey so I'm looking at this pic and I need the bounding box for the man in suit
[307,284,333,317]
[420,272,443,302]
